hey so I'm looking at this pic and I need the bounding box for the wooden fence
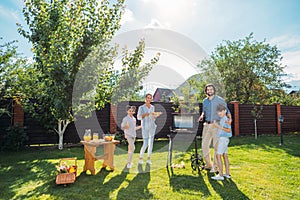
[0,100,299,145]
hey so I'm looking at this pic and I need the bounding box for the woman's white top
[137,104,157,137]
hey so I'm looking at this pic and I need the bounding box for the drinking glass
[93,133,99,140]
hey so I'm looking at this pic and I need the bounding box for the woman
[137,93,161,165]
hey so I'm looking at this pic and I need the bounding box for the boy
[121,105,141,168]
[211,104,232,180]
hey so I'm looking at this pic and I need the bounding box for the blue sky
[1,0,300,91]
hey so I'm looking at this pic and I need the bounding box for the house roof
[153,88,173,101]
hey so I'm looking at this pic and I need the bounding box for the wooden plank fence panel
[256,105,277,134]
[238,104,255,135]
[24,113,58,145]
[238,104,278,135]
[24,104,111,145]
[281,106,300,132]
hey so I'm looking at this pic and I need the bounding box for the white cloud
[120,8,135,25]
[268,34,300,84]
[267,34,300,88]
[0,6,11,18]
[0,4,23,23]
[140,0,199,29]
[282,50,300,80]
[11,0,24,9]
[269,34,300,50]
[145,18,167,29]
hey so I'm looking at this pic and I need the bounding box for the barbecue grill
[166,113,205,172]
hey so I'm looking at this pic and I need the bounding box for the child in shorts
[211,104,232,180]
[121,105,141,168]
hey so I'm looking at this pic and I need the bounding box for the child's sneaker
[211,174,224,181]
[138,159,143,164]
[146,159,152,165]
[126,162,133,168]
[223,174,231,179]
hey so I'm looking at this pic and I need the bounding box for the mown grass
[0,134,299,200]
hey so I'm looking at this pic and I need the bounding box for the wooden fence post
[275,103,281,135]
[13,100,24,127]
[230,101,240,136]
[110,104,117,134]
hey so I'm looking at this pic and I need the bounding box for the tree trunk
[56,119,70,150]
[58,132,64,150]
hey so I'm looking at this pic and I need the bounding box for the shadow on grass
[168,168,211,198]
[229,134,300,158]
[116,163,153,199]
[207,172,250,200]
[92,166,128,199]
[1,159,63,199]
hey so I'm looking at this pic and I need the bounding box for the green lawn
[0,134,299,200]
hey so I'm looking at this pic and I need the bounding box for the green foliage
[15,0,127,149]
[15,0,125,140]
[251,104,263,119]
[196,33,292,133]
[0,39,26,101]
[172,57,228,113]
[0,125,28,151]
[17,0,125,123]
[171,76,204,113]
[72,40,119,117]
[111,40,160,105]
[210,33,285,104]
[269,89,300,106]
[16,0,159,150]
[197,59,226,98]
[73,39,159,117]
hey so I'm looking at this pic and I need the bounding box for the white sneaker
[146,160,152,165]
[223,174,231,179]
[211,174,224,181]
[138,160,143,164]
[126,163,133,168]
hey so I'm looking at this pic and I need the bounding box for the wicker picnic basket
[55,157,77,185]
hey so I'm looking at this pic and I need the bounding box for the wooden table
[80,140,120,175]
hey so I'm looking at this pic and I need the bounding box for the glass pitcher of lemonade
[83,129,91,141]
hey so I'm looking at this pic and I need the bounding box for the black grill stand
[166,132,175,168]
[190,135,205,173]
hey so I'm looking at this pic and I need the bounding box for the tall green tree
[17,0,159,149]
[210,33,285,104]
[205,33,285,138]
[17,0,126,149]
[111,40,160,104]
[73,39,159,117]
[197,58,226,98]
[0,39,26,115]
[269,88,300,106]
